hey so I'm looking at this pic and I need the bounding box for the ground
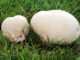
[0,0,80,60]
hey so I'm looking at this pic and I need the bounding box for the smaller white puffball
[1,15,29,43]
[31,10,80,44]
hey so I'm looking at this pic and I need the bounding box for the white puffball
[1,15,29,43]
[31,10,80,44]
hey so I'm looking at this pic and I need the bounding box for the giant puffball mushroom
[31,10,80,44]
[1,15,29,43]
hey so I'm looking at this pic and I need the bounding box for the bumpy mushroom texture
[1,15,29,43]
[31,10,80,44]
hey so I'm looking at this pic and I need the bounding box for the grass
[0,0,80,60]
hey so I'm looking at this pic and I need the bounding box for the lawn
[0,0,80,60]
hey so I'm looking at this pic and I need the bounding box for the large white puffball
[1,15,29,43]
[31,10,80,44]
